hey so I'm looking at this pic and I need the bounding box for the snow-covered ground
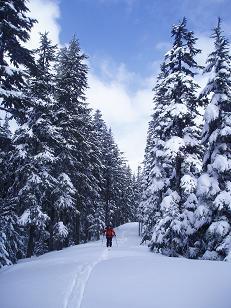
[1,222,231,308]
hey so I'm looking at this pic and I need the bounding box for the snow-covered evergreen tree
[0,117,23,267]
[51,173,77,249]
[30,32,57,100]
[9,33,62,257]
[142,18,203,256]
[54,36,99,244]
[117,164,137,225]
[0,0,37,265]
[197,19,231,261]
[139,69,172,243]
[124,165,137,222]
[87,110,108,239]
[0,0,36,121]
[102,128,121,226]
[0,116,12,201]
[92,110,136,229]
[135,166,144,235]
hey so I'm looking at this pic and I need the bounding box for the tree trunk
[27,225,35,258]
[48,207,55,251]
[139,221,143,236]
[175,154,183,210]
[75,215,80,244]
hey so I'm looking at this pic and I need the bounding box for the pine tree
[0,0,37,265]
[197,19,231,261]
[142,18,203,256]
[0,0,36,121]
[9,33,61,257]
[87,110,108,239]
[117,164,137,224]
[92,111,135,228]
[135,166,144,236]
[139,69,172,243]
[30,32,57,101]
[0,117,23,267]
[87,109,136,237]
[51,173,77,249]
[0,116,12,201]
[54,36,98,244]
[101,128,121,226]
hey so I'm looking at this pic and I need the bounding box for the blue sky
[28,0,231,170]
[58,0,231,79]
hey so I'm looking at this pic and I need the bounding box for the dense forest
[1,0,231,268]
[0,0,139,267]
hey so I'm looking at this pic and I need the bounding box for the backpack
[105,227,114,237]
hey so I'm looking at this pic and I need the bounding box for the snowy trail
[1,222,231,308]
[64,248,109,308]
[0,237,110,308]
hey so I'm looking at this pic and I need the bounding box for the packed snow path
[1,223,231,308]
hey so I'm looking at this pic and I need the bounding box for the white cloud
[101,61,136,87]
[91,0,138,13]
[196,34,214,67]
[27,0,61,48]
[88,74,136,123]
[155,41,171,52]
[87,62,153,171]
[222,21,231,37]
[97,0,137,6]
[194,33,214,91]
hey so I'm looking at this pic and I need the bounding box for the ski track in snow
[64,248,109,308]
[2,223,230,308]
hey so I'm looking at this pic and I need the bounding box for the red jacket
[103,227,116,238]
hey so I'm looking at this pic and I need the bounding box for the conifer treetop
[0,0,37,119]
[202,18,231,97]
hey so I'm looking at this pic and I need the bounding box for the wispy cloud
[87,61,153,170]
[93,0,138,12]
[27,0,61,48]
[155,41,171,52]
[97,0,137,5]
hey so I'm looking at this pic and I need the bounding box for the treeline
[139,18,231,261]
[0,0,138,267]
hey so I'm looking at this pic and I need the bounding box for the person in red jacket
[103,225,116,247]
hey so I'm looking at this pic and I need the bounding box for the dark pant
[106,237,112,247]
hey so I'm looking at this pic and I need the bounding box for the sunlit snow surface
[0,222,231,308]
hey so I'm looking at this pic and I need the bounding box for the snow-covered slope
[0,222,231,308]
